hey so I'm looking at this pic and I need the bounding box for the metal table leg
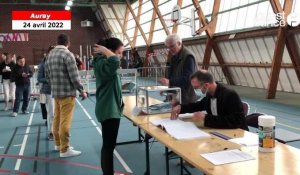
[144,134,150,175]
[165,147,170,175]
[180,157,184,175]
[116,120,144,146]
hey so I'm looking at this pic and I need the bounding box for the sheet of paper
[151,119,210,140]
[229,133,258,146]
[201,149,255,165]
[164,122,210,140]
[178,111,207,119]
[150,118,185,126]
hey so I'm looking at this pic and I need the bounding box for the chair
[242,101,250,116]
[245,112,264,128]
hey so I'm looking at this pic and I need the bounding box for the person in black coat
[171,70,248,130]
[10,56,33,117]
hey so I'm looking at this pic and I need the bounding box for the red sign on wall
[12,11,71,30]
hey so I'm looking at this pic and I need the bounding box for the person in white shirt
[0,53,16,111]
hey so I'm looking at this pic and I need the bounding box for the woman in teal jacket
[93,38,124,175]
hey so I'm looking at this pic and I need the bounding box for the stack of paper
[151,118,210,140]
[201,149,255,165]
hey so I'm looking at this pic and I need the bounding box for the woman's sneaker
[54,145,74,151]
[60,148,81,158]
[11,112,17,117]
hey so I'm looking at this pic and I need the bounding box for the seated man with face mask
[171,70,248,130]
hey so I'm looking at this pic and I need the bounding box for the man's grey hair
[165,34,182,45]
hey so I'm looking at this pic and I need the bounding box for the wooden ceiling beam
[109,3,134,48]
[123,6,130,31]
[212,43,235,85]
[202,0,220,70]
[202,38,214,70]
[191,0,213,38]
[97,3,114,38]
[267,27,288,99]
[151,0,170,35]
[132,0,143,47]
[209,0,221,34]
[282,0,293,17]
[145,0,160,67]
[267,0,293,99]
[269,0,283,13]
[147,0,158,45]
[125,0,149,47]
[192,0,233,84]
[286,35,300,82]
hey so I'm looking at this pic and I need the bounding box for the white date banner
[12,20,71,30]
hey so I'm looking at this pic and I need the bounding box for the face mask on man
[194,86,208,101]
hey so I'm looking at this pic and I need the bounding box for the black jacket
[180,83,248,130]
[11,64,33,86]
[168,47,197,104]
[0,62,16,81]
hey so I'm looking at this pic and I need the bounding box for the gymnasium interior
[0,0,300,175]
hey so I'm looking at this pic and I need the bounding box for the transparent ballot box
[117,69,137,93]
[136,86,181,114]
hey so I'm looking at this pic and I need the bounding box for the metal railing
[136,66,169,87]
[84,67,169,94]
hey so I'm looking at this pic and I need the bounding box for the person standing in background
[12,54,17,64]
[160,34,197,105]
[39,53,48,123]
[0,53,16,111]
[93,38,124,175]
[88,55,94,69]
[120,56,127,69]
[83,56,88,70]
[11,56,32,117]
[74,54,83,70]
[38,46,55,140]
[45,34,87,158]
[1,53,6,63]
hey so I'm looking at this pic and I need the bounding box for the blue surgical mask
[194,88,207,101]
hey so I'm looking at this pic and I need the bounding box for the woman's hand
[93,44,115,57]
[93,44,105,54]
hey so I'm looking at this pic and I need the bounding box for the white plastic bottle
[258,115,276,152]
